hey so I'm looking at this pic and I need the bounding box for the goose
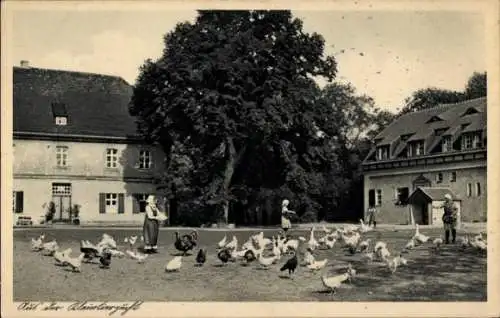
[359,219,372,233]
[307,227,320,251]
[413,224,430,244]
[217,235,228,249]
[321,269,353,295]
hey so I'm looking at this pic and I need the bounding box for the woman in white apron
[281,199,296,233]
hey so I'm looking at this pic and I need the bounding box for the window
[461,133,481,150]
[368,189,375,207]
[99,193,125,214]
[139,150,151,169]
[55,116,67,126]
[106,148,118,168]
[476,183,481,196]
[133,194,149,213]
[52,183,71,196]
[450,172,457,182]
[467,183,472,197]
[13,191,24,213]
[376,189,382,206]
[56,146,68,167]
[442,136,452,152]
[407,141,424,157]
[376,146,389,160]
[435,173,443,184]
[395,187,409,205]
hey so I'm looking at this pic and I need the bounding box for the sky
[10,9,486,113]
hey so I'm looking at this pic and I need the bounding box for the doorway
[52,183,72,222]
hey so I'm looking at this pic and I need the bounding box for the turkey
[174,231,198,255]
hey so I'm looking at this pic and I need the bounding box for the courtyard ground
[13,226,487,301]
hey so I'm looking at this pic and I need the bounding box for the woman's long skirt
[143,218,159,249]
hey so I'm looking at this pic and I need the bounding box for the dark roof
[364,97,487,163]
[13,66,140,139]
[408,187,460,203]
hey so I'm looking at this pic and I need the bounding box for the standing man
[442,194,458,244]
[367,204,377,228]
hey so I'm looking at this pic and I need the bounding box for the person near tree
[281,199,296,233]
[442,194,458,244]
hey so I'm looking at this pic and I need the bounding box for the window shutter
[118,193,125,214]
[16,192,24,213]
[99,193,106,214]
[132,194,139,214]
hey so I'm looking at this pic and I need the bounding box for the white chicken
[413,224,430,244]
[433,236,444,250]
[225,236,238,251]
[377,246,391,261]
[165,256,182,272]
[31,234,45,251]
[42,240,59,256]
[307,259,328,271]
[303,249,315,266]
[66,253,86,272]
[126,250,148,263]
[54,248,72,265]
[217,235,228,249]
[386,254,408,273]
[257,253,277,268]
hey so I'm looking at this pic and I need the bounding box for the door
[422,203,429,225]
[52,183,72,221]
[431,201,444,226]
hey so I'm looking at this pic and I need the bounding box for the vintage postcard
[1,0,499,317]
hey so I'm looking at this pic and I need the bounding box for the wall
[363,159,487,224]
[13,138,167,225]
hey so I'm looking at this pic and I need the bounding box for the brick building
[362,97,487,225]
[12,62,166,225]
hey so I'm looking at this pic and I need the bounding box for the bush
[299,210,317,223]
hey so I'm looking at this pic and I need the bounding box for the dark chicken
[99,249,112,269]
[217,248,231,265]
[280,251,298,277]
[174,231,198,255]
[243,250,256,264]
[196,249,206,266]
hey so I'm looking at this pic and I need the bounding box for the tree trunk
[220,137,246,224]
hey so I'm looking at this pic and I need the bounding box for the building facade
[12,63,166,225]
[362,97,487,225]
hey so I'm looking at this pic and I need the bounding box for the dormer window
[51,102,68,126]
[407,140,424,157]
[461,107,480,117]
[442,135,452,152]
[376,146,389,160]
[426,116,443,123]
[55,116,67,126]
[461,132,481,150]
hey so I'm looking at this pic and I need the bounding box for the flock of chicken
[29,219,487,296]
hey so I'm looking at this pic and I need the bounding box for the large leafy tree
[130,10,340,224]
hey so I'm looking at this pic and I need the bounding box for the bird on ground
[66,253,86,273]
[99,248,112,269]
[280,251,298,278]
[165,256,182,272]
[174,231,198,255]
[217,248,231,266]
[196,249,206,266]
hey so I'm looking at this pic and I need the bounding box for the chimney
[20,60,30,68]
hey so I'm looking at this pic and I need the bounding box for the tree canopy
[130,10,350,225]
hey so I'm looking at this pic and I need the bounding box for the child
[281,199,296,233]
[143,195,163,253]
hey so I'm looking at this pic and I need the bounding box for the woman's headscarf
[444,194,452,201]
[146,195,157,205]
[282,199,289,207]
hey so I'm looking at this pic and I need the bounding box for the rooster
[174,231,198,255]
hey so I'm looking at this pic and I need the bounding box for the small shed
[407,187,461,226]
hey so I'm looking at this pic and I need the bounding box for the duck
[307,259,328,271]
[196,249,206,266]
[321,268,353,295]
[217,248,232,266]
[165,256,182,272]
[174,230,198,255]
[280,251,298,277]
[413,224,430,244]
